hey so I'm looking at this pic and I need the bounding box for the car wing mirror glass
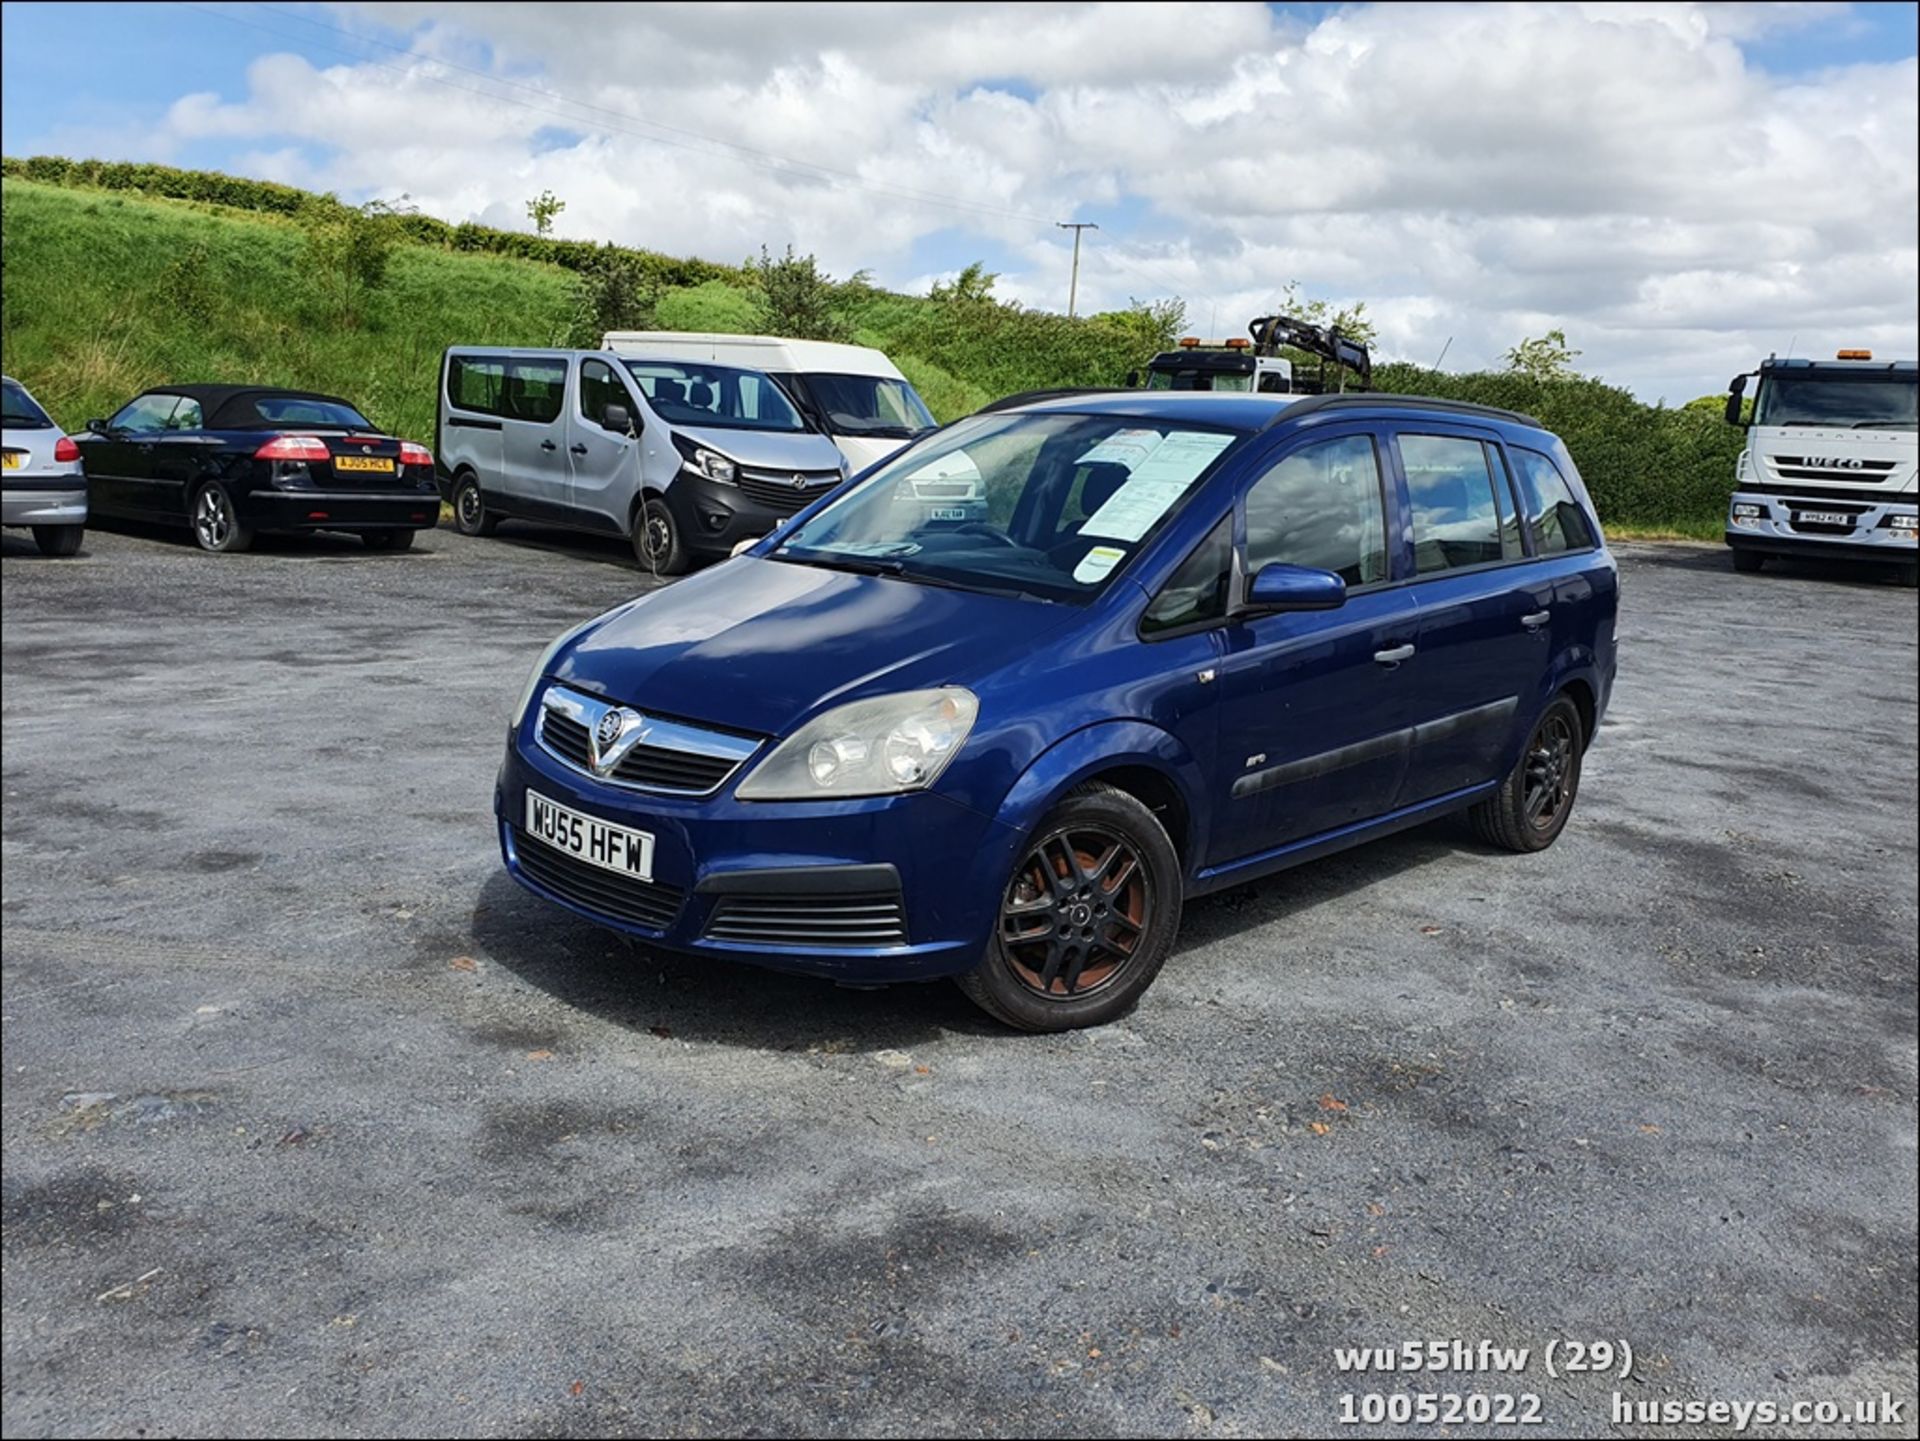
[1243,562,1347,614]
[85,418,109,435]
[602,403,635,435]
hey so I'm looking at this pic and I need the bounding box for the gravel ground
[2,520,1915,1439]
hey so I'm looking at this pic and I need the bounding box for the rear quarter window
[1511,447,1598,554]
[448,356,508,417]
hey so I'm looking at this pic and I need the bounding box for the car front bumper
[246,486,442,532]
[493,734,1023,983]
[2,476,87,527]
[1726,490,1918,561]
[665,473,839,558]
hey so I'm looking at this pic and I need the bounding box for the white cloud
[106,2,1920,400]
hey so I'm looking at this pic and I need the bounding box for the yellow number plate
[334,455,394,473]
[0,453,22,469]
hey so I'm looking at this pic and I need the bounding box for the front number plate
[334,455,394,473]
[928,506,968,521]
[524,790,654,880]
[1794,510,1852,527]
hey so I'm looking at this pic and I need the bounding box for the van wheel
[191,482,253,553]
[634,496,690,576]
[956,783,1182,1032]
[452,473,498,537]
[361,528,415,552]
[1468,695,1584,853]
[1730,548,1764,573]
[32,524,84,557]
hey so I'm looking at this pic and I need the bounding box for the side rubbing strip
[1232,728,1412,800]
[1410,696,1518,747]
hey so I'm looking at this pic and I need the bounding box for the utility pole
[1057,221,1098,318]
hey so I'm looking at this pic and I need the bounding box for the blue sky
[2,2,1916,400]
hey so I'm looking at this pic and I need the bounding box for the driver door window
[112,393,185,434]
[1243,434,1389,586]
[165,398,203,431]
[578,359,625,430]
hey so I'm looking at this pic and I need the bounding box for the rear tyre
[634,495,691,576]
[31,524,84,557]
[1730,548,1764,574]
[1468,694,1585,854]
[452,472,498,537]
[955,782,1182,1032]
[361,528,416,552]
[190,481,253,553]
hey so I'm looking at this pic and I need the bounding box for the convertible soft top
[149,385,370,430]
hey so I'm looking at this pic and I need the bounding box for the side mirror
[1243,562,1347,614]
[1724,374,1748,427]
[601,403,634,435]
[1125,370,1141,388]
[85,418,109,435]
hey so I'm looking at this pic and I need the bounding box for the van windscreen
[799,373,936,438]
[622,360,806,433]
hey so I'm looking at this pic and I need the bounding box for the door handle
[540,439,557,452]
[1521,609,1551,630]
[1374,643,1416,666]
[569,443,588,455]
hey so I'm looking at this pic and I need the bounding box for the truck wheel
[633,496,690,576]
[1469,695,1585,854]
[1730,548,1764,574]
[32,524,84,557]
[452,472,499,537]
[955,783,1182,1032]
[1897,562,1919,589]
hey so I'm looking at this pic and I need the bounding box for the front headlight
[736,687,979,800]
[671,433,737,484]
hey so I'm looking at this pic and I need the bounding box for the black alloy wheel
[1467,693,1585,853]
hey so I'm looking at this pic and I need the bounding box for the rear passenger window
[1399,434,1514,574]
[1511,448,1597,555]
[448,356,506,416]
[504,359,567,424]
[1243,434,1389,587]
[1142,516,1231,636]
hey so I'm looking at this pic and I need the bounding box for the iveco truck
[1138,314,1372,395]
[1723,352,1918,584]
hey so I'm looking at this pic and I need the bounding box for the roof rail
[977,386,1128,414]
[1268,392,1544,429]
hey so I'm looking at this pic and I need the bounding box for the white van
[601,332,938,475]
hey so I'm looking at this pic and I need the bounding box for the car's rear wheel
[1730,548,1764,573]
[31,524,83,557]
[956,783,1181,1032]
[191,482,253,553]
[1468,694,1584,853]
[452,472,498,537]
[361,528,415,552]
[633,495,690,576]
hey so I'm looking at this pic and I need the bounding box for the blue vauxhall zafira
[496,390,1619,1030]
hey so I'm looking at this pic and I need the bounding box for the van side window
[1398,434,1511,574]
[579,359,622,428]
[1511,447,1597,555]
[1142,516,1232,636]
[504,359,567,424]
[448,356,506,416]
[1244,434,1389,586]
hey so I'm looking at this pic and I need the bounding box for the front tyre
[1468,694,1584,853]
[956,782,1182,1032]
[1730,548,1764,574]
[191,481,253,553]
[31,524,84,557]
[633,494,690,576]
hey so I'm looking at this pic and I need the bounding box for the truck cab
[1724,352,1918,583]
[1144,337,1294,393]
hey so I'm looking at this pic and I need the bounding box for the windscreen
[772,411,1243,603]
[801,373,936,438]
[623,360,806,432]
[1,379,54,429]
[1757,373,1917,430]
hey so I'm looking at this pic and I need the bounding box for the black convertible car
[75,384,439,553]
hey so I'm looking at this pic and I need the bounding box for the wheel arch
[991,720,1206,876]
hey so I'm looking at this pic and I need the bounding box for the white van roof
[601,331,906,381]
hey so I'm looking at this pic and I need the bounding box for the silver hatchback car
[2,375,87,557]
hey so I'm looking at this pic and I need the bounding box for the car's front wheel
[31,524,83,557]
[956,782,1182,1032]
[191,482,253,553]
[1468,694,1585,853]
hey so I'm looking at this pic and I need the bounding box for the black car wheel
[31,524,83,557]
[191,481,253,553]
[361,528,416,552]
[956,782,1182,1032]
[634,495,690,576]
[1468,694,1585,853]
[452,472,498,537]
